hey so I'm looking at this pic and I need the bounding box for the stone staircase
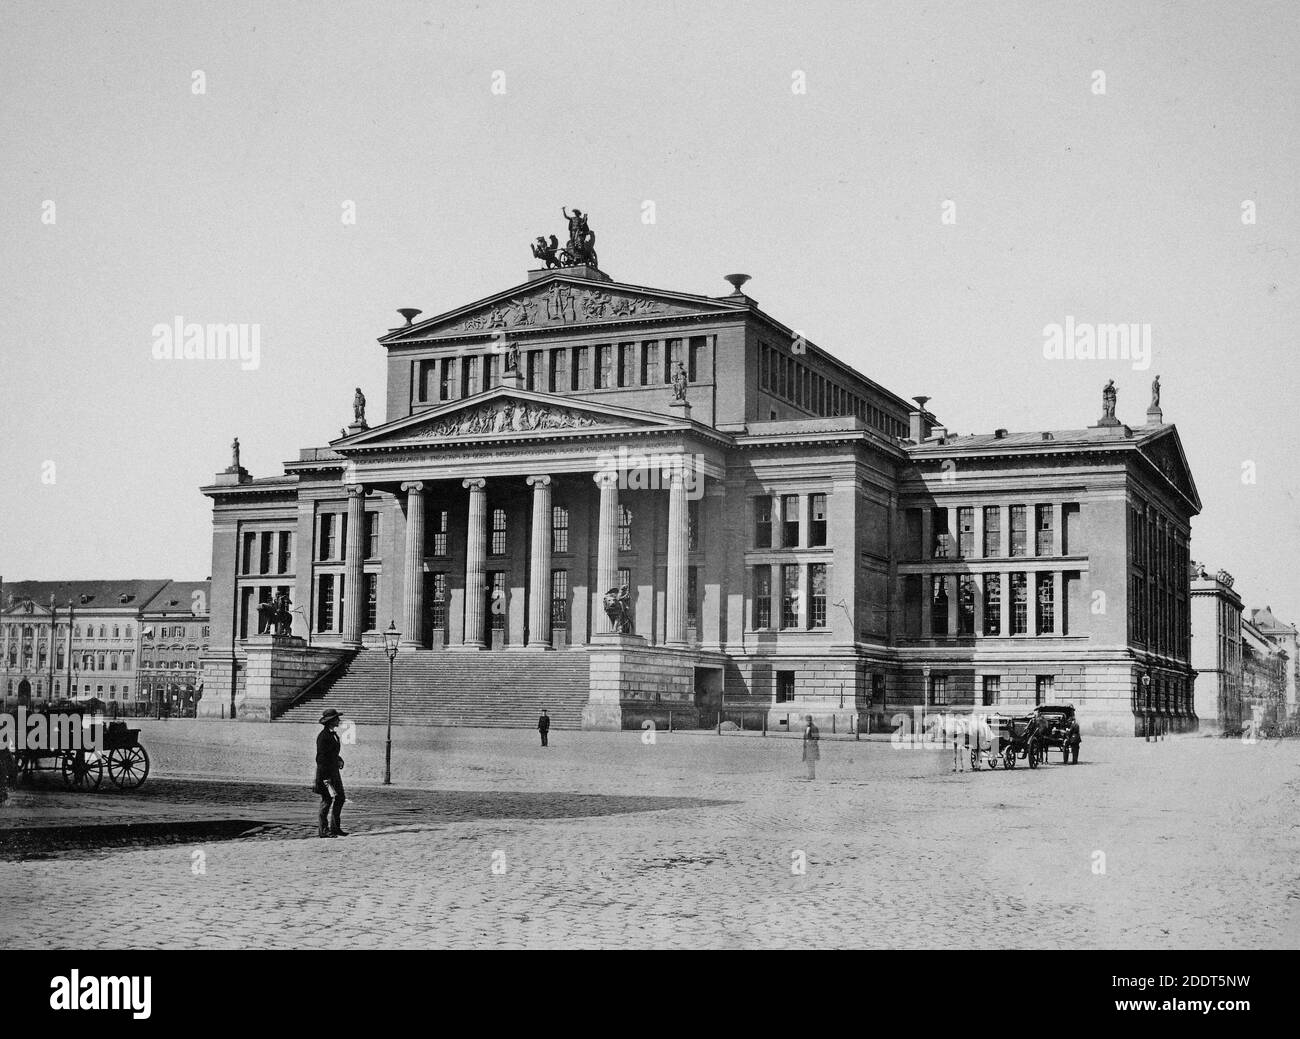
[275,649,591,729]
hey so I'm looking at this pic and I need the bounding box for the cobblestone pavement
[1,720,1297,949]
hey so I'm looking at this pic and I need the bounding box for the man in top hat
[538,708,550,747]
[314,708,347,837]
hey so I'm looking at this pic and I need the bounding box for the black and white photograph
[0,0,1295,1007]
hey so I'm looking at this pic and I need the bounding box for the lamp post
[382,620,401,785]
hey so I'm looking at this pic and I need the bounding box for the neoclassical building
[200,242,1200,735]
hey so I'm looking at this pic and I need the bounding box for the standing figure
[1151,374,1161,409]
[671,361,689,401]
[230,437,241,470]
[353,387,366,425]
[314,708,347,837]
[1101,379,1117,421]
[1064,716,1081,765]
[802,714,820,780]
[538,708,550,747]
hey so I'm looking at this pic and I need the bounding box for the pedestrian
[801,714,820,780]
[538,708,550,747]
[314,708,347,838]
[1065,715,1081,764]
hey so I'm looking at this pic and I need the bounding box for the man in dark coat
[538,709,550,747]
[314,708,347,837]
[1064,716,1082,764]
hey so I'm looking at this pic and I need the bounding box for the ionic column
[462,478,487,648]
[666,471,690,646]
[398,481,425,651]
[594,471,619,635]
[527,475,553,648]
[341,485,365,648]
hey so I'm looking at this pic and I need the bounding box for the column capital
[593,470,619,489]
[462,477,487,491]
[400,480,425,493]
[526,475,552,488]
[345,484,366,498]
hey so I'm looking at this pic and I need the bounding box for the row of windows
[243,530,295,575]
[416,337,708,403]
[754,494,828,548]
[140,660,200,670]
[3,623,137,640]
[906,505,1064,560]
[316,514,381,564]
[903,572,1065,637]
[751,563,830,630]
[758,341,908,437]
[927,674,1055,707]
[1128,502,1190,658]
[151,625,208,639]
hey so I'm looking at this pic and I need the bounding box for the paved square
[2,721,1297,949]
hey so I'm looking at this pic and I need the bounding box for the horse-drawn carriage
[968,714,1041,770]
[8,703,150,792]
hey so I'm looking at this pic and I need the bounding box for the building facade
[1190,563,1243,734]
[138,580,212,716]
[1,580,169,709]
[200,248,1200,735]
[1247,606,1298,723]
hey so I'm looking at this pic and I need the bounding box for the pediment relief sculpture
[406,399,612,439]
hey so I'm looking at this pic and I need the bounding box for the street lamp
[382,620,401,785]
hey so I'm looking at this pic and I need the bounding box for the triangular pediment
[1138,427,1202,512]
[335,387,685,450]
[380,272,747,343]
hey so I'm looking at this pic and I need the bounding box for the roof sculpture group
[531,207,598,269]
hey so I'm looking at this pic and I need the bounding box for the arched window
[113,625,120,638]
[99,625,107,639]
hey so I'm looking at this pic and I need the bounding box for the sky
[1,0,1297,622]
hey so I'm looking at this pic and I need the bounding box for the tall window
[932,507,950,558]
[618,505,633,551]
[573,346,589,390]
[958,575,976,635]
[931,577,949,636]
[439,358,452,400]
[1010,573,1028,635]
[781,564,801,628]
[486,352,500,389]
[982,675,1001,707]
[1035,675,1054,705]
[983,574,1002,636]
[641,341,660,384]
[122,652,132,670]
[619,343,635,386]
[550,348,568,392]
[527,350,543,391]
[983,506,1001,557]
[781,495,800,547]
[429,573,447,629]
[277,531,293,574]
[616,567,632,594]
[666,338,684,382]
[687,566,699,629]
[490,508,507,555]
[1036,505,1054,555]
[958,507,974,558]
[1010,506,1028,556]
[551,505,569,553]
[365,512,380,559]
[754,497,773,548]
[905,509,923,559]
[550,569,568,627]
[809,493,827,546]
[929,674,949,706]
[1036,572,1054,633]
[488,572,507,629]
[810,563,828,628]
[317,574,336,631]
[753,567,772,629]
[461,355,480,398]
[319,514,337,560]
[259,533,273,574]
[430,510,449,557]
[596,344,614,388]
[364,573,378,631]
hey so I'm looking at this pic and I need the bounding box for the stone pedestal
[346,421,369,436]
[1146,406,1163,426]
[583,635,705,730]
[668,399,692,419]
[239,635,349,721]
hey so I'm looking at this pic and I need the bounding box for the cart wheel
[62,750,104,791]
[1004,748,1017,769]
[988,753,998,769]
[107,746,150,789]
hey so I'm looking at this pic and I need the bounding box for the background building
[201,247,1200,735]
[1190,563,1243,734]
[138,580,211,717]
[1,579,207,715]
[1246,606,1298,723]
